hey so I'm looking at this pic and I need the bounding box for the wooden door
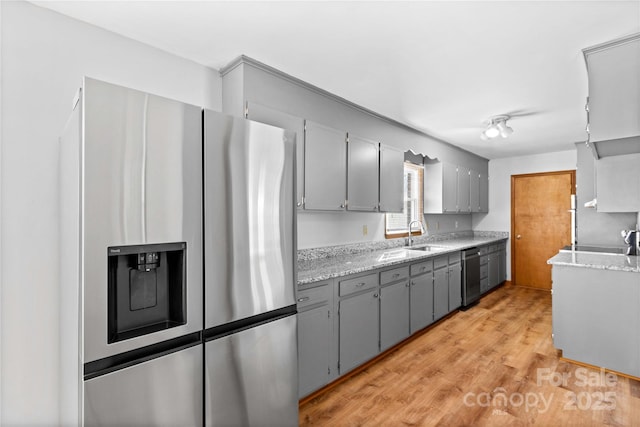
[511,171,575,290]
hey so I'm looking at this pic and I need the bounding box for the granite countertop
[297,232,508,285]
[547,251,640,273]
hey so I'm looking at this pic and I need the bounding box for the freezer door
[203,110,296,328]
[84,344,202,426]
[82,78,203,362]
[205,315,298,427]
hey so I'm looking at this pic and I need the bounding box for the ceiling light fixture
[480,115,513,140]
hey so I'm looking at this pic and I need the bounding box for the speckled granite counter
[297,231,509,285]
[547,251,640,273]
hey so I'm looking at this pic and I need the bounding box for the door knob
[516,235,522,240]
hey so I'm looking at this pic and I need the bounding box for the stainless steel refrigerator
[59,77,203,425]
[203,110,299,426]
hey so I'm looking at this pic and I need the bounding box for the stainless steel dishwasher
[462,247,481,309]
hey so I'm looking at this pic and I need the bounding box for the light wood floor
[299,284,640,426]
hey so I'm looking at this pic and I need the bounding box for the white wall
[0,2,221,424]
[472,149,578,279]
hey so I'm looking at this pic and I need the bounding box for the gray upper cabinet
[347,134,379,211]
[305,121,347,211]
[584,34,640,146]
[379,145,404,213]
[457,166,471,213]
[424,160,458,214]
[595,153,640,212]
[425,160,481,214]
[245,102,306,209]
[470,169,489,213]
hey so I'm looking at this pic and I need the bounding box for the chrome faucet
[408,220,423,247]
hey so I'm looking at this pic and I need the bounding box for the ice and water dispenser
[107,242,187,343]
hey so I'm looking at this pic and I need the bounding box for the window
[385,161,424,238]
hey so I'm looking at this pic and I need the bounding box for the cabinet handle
[340,204,345,209]
[406,283,410,287]
[297,296,310,303]
[373,293,379,298]
[296,201,303,207]
[356,282,366,287]
[421,266,426,271]
[392,273,400,278]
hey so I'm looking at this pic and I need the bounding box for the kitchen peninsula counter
[297,232,508,285]
[548,250,640,379]
[547,251,640,273]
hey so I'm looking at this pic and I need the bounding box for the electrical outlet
[363,224,368,236]
[455,221,459,229]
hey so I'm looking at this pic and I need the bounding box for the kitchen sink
[404,244,445,252]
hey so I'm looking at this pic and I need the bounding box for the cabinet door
[305,121,347,211]
[246,102,306,209]
[488,252,500,288]
[347,134,379,211]
[379,145,404,213]
[298,305,332,398]
[470,170,481,213]
[457,166,470,213]
[499,248,507,283]
[410,273,433,334]
[442,162,458,213]
[479,172,489,213]
[448,263,462,311]
[596,153,640,212]
[433,268,449,320]
[380,281,410,351]
[339,289,379,374]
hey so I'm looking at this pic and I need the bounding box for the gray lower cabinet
[380,280,410,351]
[296,281,336,398]
[498,243,507,283]
[338,273,380,375]
[378,265,411,351]
[488,250,500,289]
[552,265,640,377]
[409,260,434,334]
[433,263,449,321]
[448,262,462,311]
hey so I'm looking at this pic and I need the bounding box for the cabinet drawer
[410,260,433,276]
[380,266,409,285]
[479,246,489,256]
[489,244,499,253]
[339,273,378,296]
[433,255,448,270]
[480,264,489,279]
[498,242,506,251]
[448,252,461,264]
[480,255,489,266]
[297,284,331,309]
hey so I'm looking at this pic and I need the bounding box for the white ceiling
[33,1,640,159]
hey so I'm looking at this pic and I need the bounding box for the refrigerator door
[84,344,202,426]
[205,315,298,426]
[203,110,296,329]
[82,78,203,362]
